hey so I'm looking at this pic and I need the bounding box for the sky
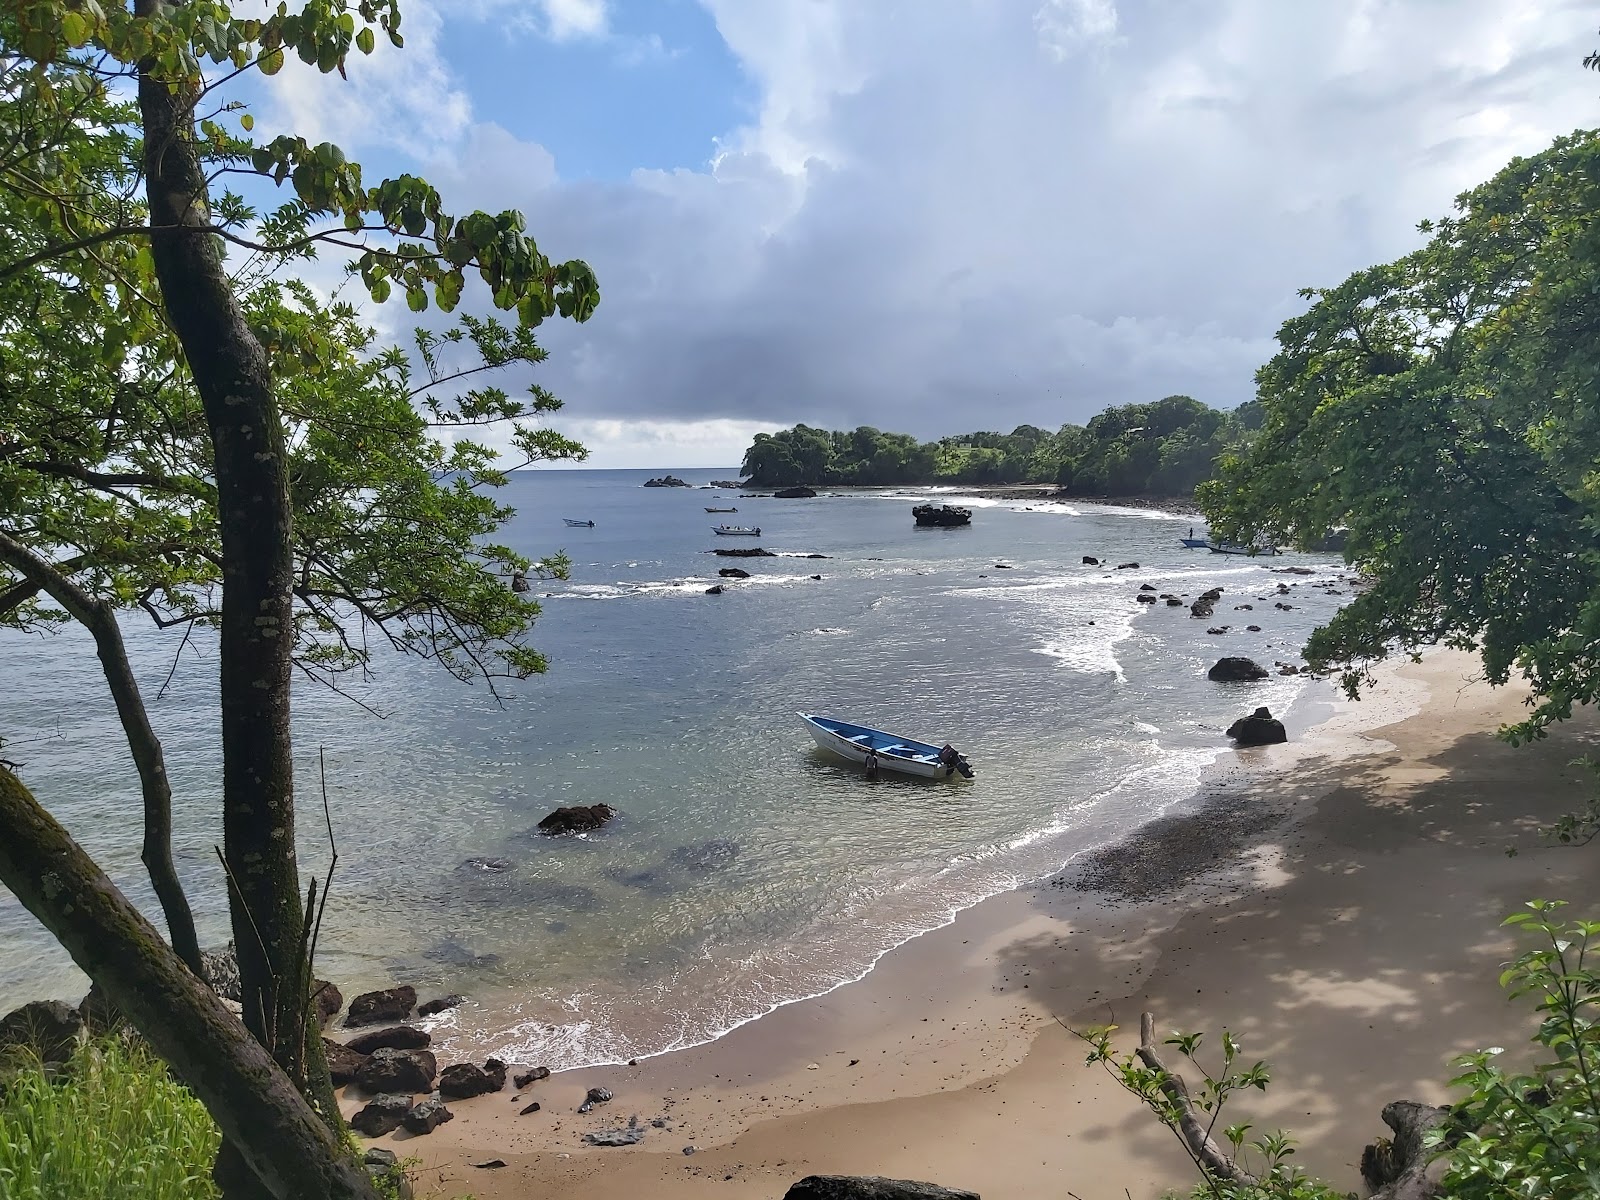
[253,0,1600,469]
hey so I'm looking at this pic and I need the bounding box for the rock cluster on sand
[350,1094,414,1137]
[537,804,616,836]
[1227,707,1288,745]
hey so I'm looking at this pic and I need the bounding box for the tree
[1199,130,1600,740]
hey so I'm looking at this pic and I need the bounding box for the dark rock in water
[547,920,569,934]
[643,475,691,488]
[810,573,823,580]
[524,882,602,912]
[1189,586,1224,618]
[323,1038,368,1086]
[774,486,818,498]
[200,944,242,1002]
[783,1176,981,1200]
[913,503,972,527]
[994,563,1014,570]
[1246,624,1262,632]
[1278,663,1301,675]
[802,553,830,559]
[363,1148,414,1200]
[402,1096,455,1135]
[668,839,740,872]
[0,999,83,1063]
[513,1065,552,1089]
[1115,561,1139,570]
[438,1058,507,1099]
[1276,565,1316,575]
[705,585,724,594]
[314,980,343,1028]
[718,567,751,578]
[578,1086,613,1113]
[1275,601,1294,610]
[354,1047,437,1095]
[713,547,776,557]
[1136,594,1156,604]
[537,804,616,836]
[350,1094,412,1137]
[346,1025,431,1055]
[346,986,417,1027]
[1165,597,1183,606]
[1227,706,1288,746]
[1139,583,1155,591]
[1082,556,1099,565]
[422,936,502,970]
[1235,603,1254,610]
[418,994,464,1018]
[708,480,743,488]
[1207,656,1269,682]
[605,867,677,895]
[1206,626,1230,634]
[511,571,530,593]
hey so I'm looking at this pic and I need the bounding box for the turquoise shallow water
[0,469,1350,1065]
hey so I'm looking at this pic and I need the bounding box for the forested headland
[739,394,1261,496]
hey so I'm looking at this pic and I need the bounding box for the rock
[705,585,724,594]
[708,480,743,488]
[1207,656,1270,682]
[643,475,691,488]
[438,1058,508,1099]
[323,1038,368,1086]
[1247,624,1262,632]
[1275,601,1294,610]
[536,804,615,836]
[774,486,818,498]
[460,856,511,872]
[802,553,830,559]
[511,571,530,593]
[350,1094,413,1137]
[417,994,464,1018]
[1138,583,1155,591]
[1278,664,1301,675]
[585,1118,646,1147]
[994,563,1014,570]
[346,1025,431,1056]
[1206,626,1230,634]
[1136,594,1156,603]
[1165,597,1183,606]
[1082,556,1099,565]
[1227,706,1288,746]
[77,982,122,1035]
[668,839,740,872]
[473,1160,507,1170]
[713,547,776,557]
[1115,561,1139,569]
[912,504,972,527]
[811,573,823,580]
[1276,566,1316,575]
[578,1086,613,1113]
[521,1100,542,1114]
[402,1096,455,1135]
[1190,586,1224,618]
[0,999,83,1063]
[718,567,752,578]
[783,1176,981,1200]
[353,1047,437,1095]
[346,986,417,1027]
[313,980,343,1027]
[363,1148,414,1200]
[200,944,242,1002]
[1235,604,1254,610]
[684,1146,697,1156]
[514,1066,552,1088]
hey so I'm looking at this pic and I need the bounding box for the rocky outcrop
[346,986,417,1027]
[1227,706,1288,746]
[313,980,343,1027]
[346,1025,431,1055]
[1190,586,1224,618]
[511,571,530,593]
[718,567,752,578]
[1115,561,1139,570]
[708,480,743,488]
[350,1094,413,1137]
[537,804,615,836]
[323,1038,368,1086]
[1165,597,1183,606]
[1136,593,1156,603]
[1082,556,1099,565]
[353,1047,437,1095]
[705,585,724,595]
[402,1097,455,1135]
[783,1177,981,1200]
[643,475,691,488]
[363,1148,414,1200]
[1207,657,1269,682]
[1139,583,1155,591]
[713,547,776,557]
[912,504,972,527]
[0,999,83,1063]
[438,1058,508,1099]
[417,994,463,1018]
[774,486,818,498]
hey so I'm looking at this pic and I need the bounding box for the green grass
[0,1037,220,1200]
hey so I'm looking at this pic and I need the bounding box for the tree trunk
[1364,1100,1450,1200]
[0,765,378,1200]
[0,530,202,975]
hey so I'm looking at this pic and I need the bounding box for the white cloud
[1035,0,1119,61]
[539,0,608,42]
[549,418,783,469]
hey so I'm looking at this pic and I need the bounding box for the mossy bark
[0,766,378,1199]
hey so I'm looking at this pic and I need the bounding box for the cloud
[1034,0,1120,61]
[538,0,608,42]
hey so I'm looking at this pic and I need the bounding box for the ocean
[0,467,1351,1067]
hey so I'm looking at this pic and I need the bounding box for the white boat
[563,518,595,527]
[799,713,974,779]
[712,525,761,536]
[1207,540,1277,556]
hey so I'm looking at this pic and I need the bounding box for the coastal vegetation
[740,394,1259,494]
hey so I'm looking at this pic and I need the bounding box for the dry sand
[355,650,1600,1199]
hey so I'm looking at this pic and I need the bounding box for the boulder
[1165,597,1183,606]
[514,1065,552,1088]
[802,553,830,559]
[363,1148,414,1200]
[708,480,743,488]
[402,1097,455,1135]
[705,585,724,595]
[1138,583,1155,591]
[1190,586,1224,618]
[350,1094,413,1137]
[1208,656,1269,682]
[353,1047,437,1095]
[578,1085,613,1113]
[1246,625,1262,632]
[1278,664,1302,675]
[1115,561,1139,570]
[520,1101,542,1114]
[323,1037,368,1086]
[783,1177,981,1200]
[912,504,972,527]
[1227,707,1288,746]
[810,574,823,580]
[713,547,776,557]
[313,980,343,1027]
[438,1058,508,1100]
[1136,594,1156,603]
[1206,626,1230,634]
[417,994,464,1018]
[774,486,818,498]
[643,475,691,488]
[537,804,615,836]
[718,567,751,578]
[77,981,123,1035]
[346,1025,431,1055]
[1082,556,1099,565]
[200,944,242,1002]
[511,571,530,593]
[0,999,83,1063]
[994,563,1013,570]
[346,986,417,1027]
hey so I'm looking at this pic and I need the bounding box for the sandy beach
[357,649,1600,1200]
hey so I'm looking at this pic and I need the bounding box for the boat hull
[712,526,761,536]
[1179,537,1209,549]
[799,713,968,779]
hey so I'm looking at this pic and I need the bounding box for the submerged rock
[1207,657,1269,682]
[1227,707,1288,746]
[346,986,417,1027]
[774,486,818,498]
[537,804,616,836]
[418,994,464,1018]
[667,839,740,872]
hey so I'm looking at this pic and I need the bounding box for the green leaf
[356,26,375,54]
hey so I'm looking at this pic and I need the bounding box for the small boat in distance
[705,506,738,513]
[1179,537,1209,549]
[1207,540,1278,556]
[800,713,974,779]
[563,518,595,527]
[712,524,761,536]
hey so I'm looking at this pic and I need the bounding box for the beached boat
[799,713,974,779]
[712,524,761,536]
[705,506,738,513]
[563,518,595,527]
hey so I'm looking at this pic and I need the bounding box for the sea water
[0,468,1351,1066]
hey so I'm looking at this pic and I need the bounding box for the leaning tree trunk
[0,766,378,1199]
[0,530,202,975]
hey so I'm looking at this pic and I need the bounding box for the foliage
[0,1037,221,1200]
[740,398,1254,493]
[1198,129,1600,740]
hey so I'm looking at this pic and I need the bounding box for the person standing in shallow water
[865,748,880,781]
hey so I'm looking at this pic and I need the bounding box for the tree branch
[1136,1013,1259,1187]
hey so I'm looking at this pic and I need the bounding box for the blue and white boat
[713,524,761,536]
[799,713,974,779]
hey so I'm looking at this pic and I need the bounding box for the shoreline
[382,647,1600,1199]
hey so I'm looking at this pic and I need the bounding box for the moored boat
[705,506,738,513]
[563,518,595,527]
[1179,537,1209,549]
[712,524,761,536]
[1207,540,1278,555]
[800,713,974,779]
